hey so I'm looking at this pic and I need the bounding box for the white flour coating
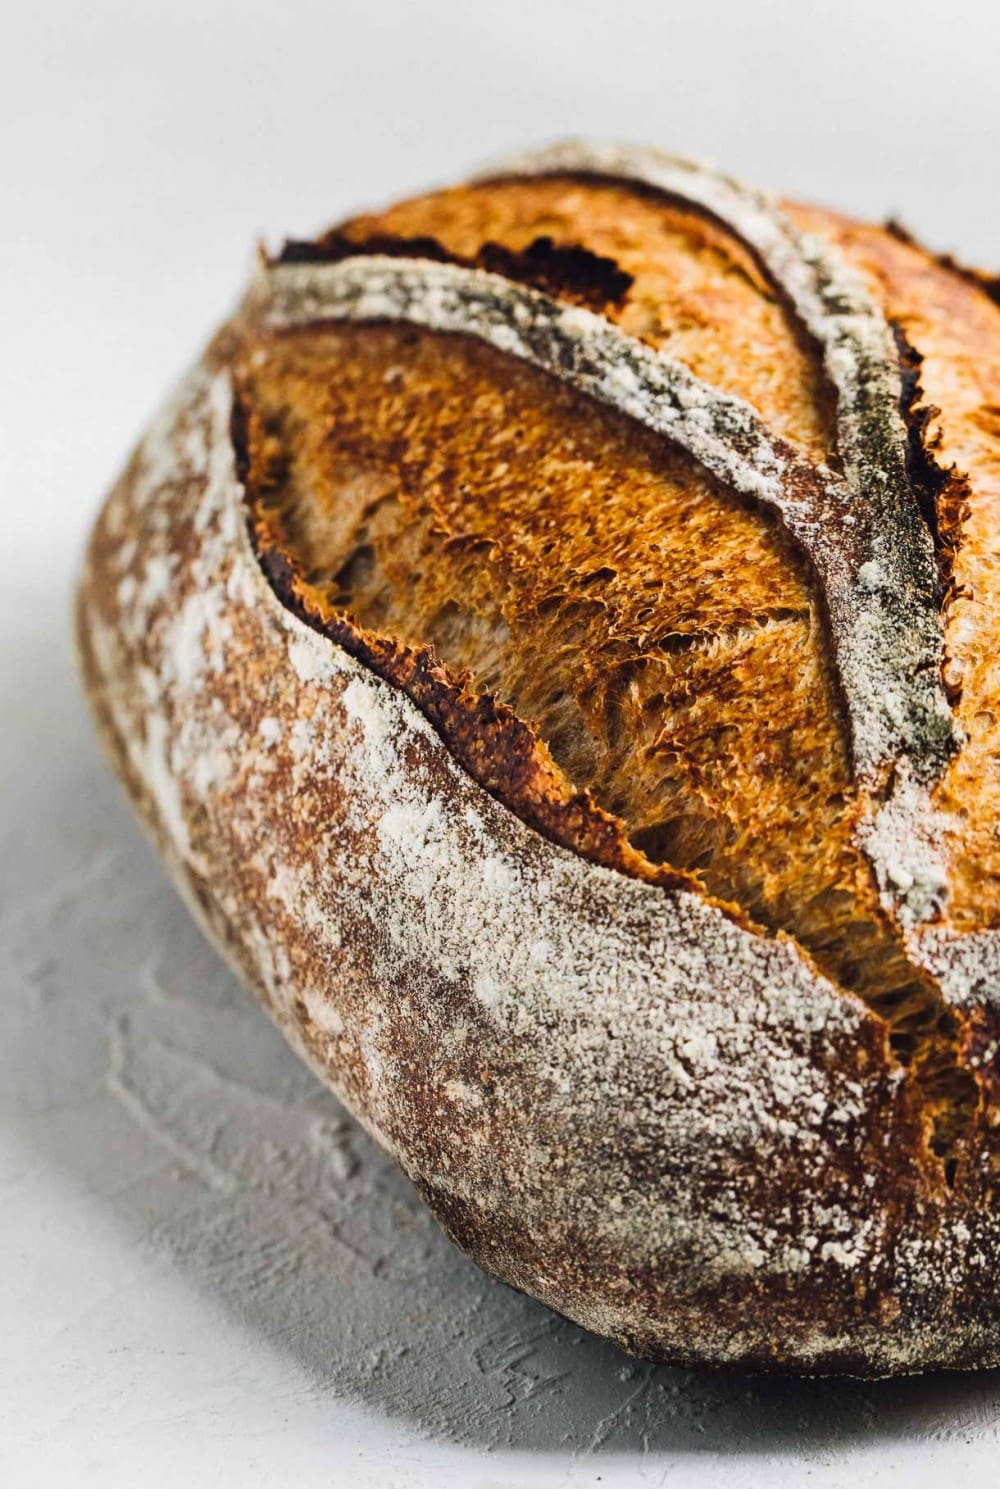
[855,764,953,927]
[76,353,1000,1373]
[911,926,1000,1011]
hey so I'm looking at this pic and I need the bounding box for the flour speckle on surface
[289,632,337,685]
[259,716,283,747]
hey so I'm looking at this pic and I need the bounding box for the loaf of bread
[77,141,1000,1375]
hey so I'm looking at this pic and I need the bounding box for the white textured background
[3,2,1000,1484]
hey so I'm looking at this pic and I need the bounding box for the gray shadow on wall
[3,619,999,1460]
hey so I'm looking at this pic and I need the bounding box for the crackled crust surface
[76,144,1000,1373]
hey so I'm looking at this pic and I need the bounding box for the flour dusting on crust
[76,354,1000,1375]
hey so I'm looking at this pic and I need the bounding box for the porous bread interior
[236,176,994,1163]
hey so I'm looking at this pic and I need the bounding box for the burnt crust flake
[891,320,974,673]
[278,228,634,315]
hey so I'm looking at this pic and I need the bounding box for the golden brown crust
[239,170,1000,1156]
[75,144,1000,1374]
[316,174,838,455]
[235,324,905,989]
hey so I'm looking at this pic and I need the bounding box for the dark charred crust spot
[882,219,915,247]
[278,229,633,314]
[964,1002,1000,1121]
[280,230,456,267]
[891,322,947,552]
[475,237,633,313]
[890,319,973,696]
[230,393,251,487]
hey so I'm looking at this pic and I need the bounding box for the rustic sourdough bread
[77,142,1000,1374]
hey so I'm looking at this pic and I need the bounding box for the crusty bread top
[220,143,1000,1174]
